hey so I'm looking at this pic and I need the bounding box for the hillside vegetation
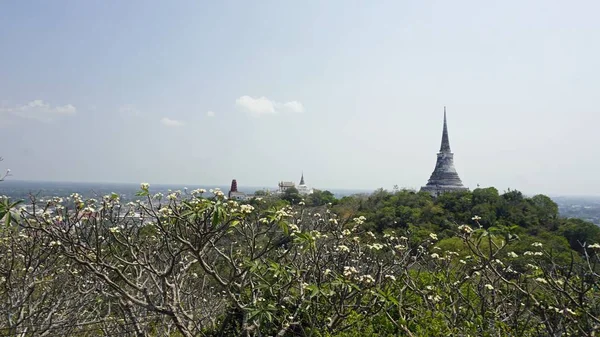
[0,185,599,336]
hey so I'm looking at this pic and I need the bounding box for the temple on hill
[278,173,314,195]
[420,107,469,196]
[297,172,313,195]
[228,179,248,200]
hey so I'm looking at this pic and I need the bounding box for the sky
[1,0,599,196]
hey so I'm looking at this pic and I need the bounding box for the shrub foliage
[0,186,599,336]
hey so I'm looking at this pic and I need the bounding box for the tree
[253,190,268,196]
[306,189,336,206]
[281,187,302,204]
[2,185,600,336]
[560,218,600,253]
[472,187,500,206]
[530,194,559,227]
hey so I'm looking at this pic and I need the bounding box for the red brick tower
[229,179,238,198]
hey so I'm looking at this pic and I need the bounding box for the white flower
[343,266,358,277]
[353,216,366,225]
[109,227,120,234]
[336,245,350,253]
[158,207,173,217]
[367,243,384,251]
[324,269,331,275]
[384,274,396,281]
[288,223,300,233]
[587,243,600,250]
[358,274,375,284]
[430,253,440,259]
[240,204,254,214]
[428,294,442,303]
[429,233,438,241]
[191,188,205,195]
[140,183,150,190]
[471,215,482,221]
[531,242,543,247]
[167,193,178,201]
[276,209,291,218]
[524,251,534,256]
[535,278,548,284]
[485,284,494,290]
[341,229,351,236]
[458,225,474,234]
[507,251,519,258]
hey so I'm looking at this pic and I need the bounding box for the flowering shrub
[0,187,598,336]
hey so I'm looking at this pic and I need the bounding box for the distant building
[228,179,248,201]
[278,181,296,193]
[420,107,469,196]
[297,172,314,195]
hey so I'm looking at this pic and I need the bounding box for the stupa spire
[299,172,305,185]
[440,106,451,153]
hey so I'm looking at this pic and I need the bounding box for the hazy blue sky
[1,0,599,196]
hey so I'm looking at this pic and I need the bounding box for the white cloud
[160,117,185,127]
[207,111,215,117]
[280,101,304,113]
[235,96,304,117]
[0,99,77,122]
[236,96,276,117]
[118,104,141,116]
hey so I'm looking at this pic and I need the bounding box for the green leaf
[278,220,289,236]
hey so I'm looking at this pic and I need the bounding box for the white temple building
[296,172,313,195]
